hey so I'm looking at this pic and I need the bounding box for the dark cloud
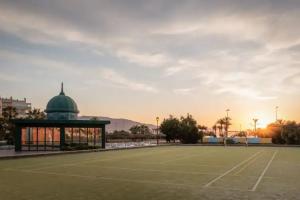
[0,0,300,100]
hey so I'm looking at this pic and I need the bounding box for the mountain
[79,116,157,133]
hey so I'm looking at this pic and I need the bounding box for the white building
[0,97,31,118]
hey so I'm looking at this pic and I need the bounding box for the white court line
[203,151,262,188]
[133,161,224,168]
[234,152,264,175]
[4,168,196,188]
[251,150,278,192]
[78,165,220,176]
[27,149,177,171]
[13,148,175,170]
[159,150,215,164]
[3,167,259,190]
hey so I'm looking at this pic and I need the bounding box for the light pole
[156,117,159,145]
[226,109,230,118]
[239,124,242,134]
[275,106,279,122]
[253,118,258,132]
[225,109,230,137]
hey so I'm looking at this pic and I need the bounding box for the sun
[257,118,272,128]
[250,111,274,129]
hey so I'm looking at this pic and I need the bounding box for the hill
[79,116,157,133]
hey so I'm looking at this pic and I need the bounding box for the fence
[0,141,14,150]
[106,141,156,149]
[202,137,272,144]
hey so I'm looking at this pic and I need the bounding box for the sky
[0,0,300,130]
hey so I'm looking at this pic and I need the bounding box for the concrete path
[0,149,62,159]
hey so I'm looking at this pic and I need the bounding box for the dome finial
[60,82,65,95]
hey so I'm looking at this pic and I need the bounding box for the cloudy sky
[1,0,300,129]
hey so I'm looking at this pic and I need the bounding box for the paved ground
[0,146,299,200]
[0,149,63,158]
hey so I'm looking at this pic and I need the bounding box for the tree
[129,124,150,135]
[216,117,232,137]
[160,115,180,143]
[257,121,300,144]
[281,121,300,144]
[198,125,208,141]
[26,108,46,119]
[129,125,140,135]
[2,106,17,120]
[217,118,226,136]
[224,117,232,137]
[129,124,152,141]
[160,114,207,144]
[264,122,284,144]
[139,124,151,135]
[179,114,201,144]
[107,130,131,140]
[198,125,207,131]
[212,124,217,136]
[0,106,18,144]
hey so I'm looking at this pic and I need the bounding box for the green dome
[45,83,79,120]
[45,94,79,113]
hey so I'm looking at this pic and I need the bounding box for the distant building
[0,97,31,118]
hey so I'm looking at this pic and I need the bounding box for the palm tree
[217,118,226,136]
[198,125,207,132]
[212,124,217,136]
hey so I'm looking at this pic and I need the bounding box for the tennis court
[0,146,299,199]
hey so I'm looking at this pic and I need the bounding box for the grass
[1,146,300,200]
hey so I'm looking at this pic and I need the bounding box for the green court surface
[1,146,300,200]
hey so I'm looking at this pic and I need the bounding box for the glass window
[37,127,45,150]
[65,128,73,144]
[80,128,87,144]
[21,127,60,151]
[72,128,80,144]
[20,126,103,150]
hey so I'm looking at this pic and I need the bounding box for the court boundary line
[234,152,264,175]
[69,165,272,179]
[3,168,259,192]
[132,161,225,168]
[66,165,221,176]
[25,149,181,171]
[203,150,262,188]
[10,148,176,170]
[158,149,217,164]
[3,168,212,188]
[251,150,278,191]
[3,165,269,178]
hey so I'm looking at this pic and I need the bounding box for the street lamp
[253,118,258,132]
[156,117,159,145]
[226,109,230,135]
[226,109,230,118]
[275,106,279,122]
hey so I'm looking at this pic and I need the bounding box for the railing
[0,141,14,150]
[106,139,165,149]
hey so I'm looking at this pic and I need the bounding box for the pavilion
[13,83,110,151]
